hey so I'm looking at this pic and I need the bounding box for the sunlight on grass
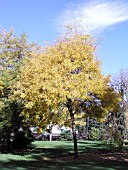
[0,140,127,170]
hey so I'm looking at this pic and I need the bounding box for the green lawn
[0,140,128,170]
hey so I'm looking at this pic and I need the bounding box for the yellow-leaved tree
[16,27,116,158]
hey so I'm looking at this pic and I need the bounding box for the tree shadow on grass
[0,141,128,170]
[0,153,128,170]
[0,142,74,158]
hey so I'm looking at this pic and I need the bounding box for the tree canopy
[17,28,112,126]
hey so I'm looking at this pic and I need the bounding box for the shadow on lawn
[0,153,128,170]
[0,141,128,170]
[5,141,104,157]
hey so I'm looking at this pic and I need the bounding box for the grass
[0,140,128,170]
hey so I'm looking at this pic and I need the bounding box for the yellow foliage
[16,28,117,126]
[37,127,43,133]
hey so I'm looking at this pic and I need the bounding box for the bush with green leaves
[12,130,34,149]
[60,130,73,141]
[89,127,101,140]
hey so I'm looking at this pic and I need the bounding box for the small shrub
[60,130,73,141]
[89,127,101,140]
[12,130,34,149]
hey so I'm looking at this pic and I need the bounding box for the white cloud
[57,0,128,34]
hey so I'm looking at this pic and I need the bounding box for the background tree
[110,69,128,143]
[0,29,39,149]
[78,84,121,140]
[17,27,114,158]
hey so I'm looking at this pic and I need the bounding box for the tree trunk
[49,133,52,141]
[66,97,78,159]
[7,133,11,151]
[6,126,13,151]
[70,113,78,159]
[86,117,89,139]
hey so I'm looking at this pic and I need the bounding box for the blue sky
[0,0,128,76]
